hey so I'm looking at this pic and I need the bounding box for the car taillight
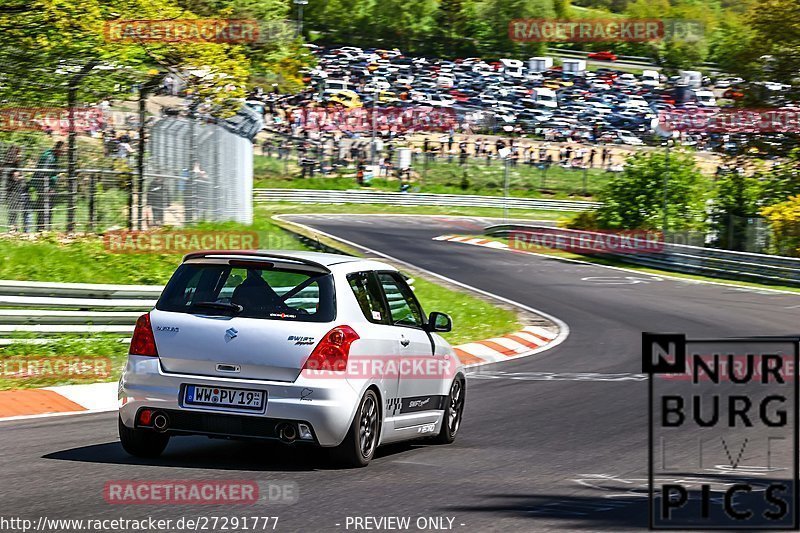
[302,326,359,372]
[130,313,158,357]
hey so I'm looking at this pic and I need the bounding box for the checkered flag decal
[386,398,402,416]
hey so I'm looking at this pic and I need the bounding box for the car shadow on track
[43,437,430,472]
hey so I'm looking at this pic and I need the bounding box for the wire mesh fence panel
[0,97,254,233]
[255,129,615,197]
[145,116,253,227]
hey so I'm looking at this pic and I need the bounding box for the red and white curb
[433,235,509,249]
[0,382,117,421]
[454,325,559,367]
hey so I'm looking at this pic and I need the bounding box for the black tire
[432,378,465,444]
[118,416,169,458]
[331,390,380,468]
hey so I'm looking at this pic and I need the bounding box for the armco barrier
[254,188,599,212]
[0,279,407,342]
[486,223,800,287]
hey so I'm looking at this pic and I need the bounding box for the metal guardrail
[0,279,409,339]
[486,224,800,287]
[254,188,600,212]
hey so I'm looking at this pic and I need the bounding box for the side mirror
[427,311,452,333]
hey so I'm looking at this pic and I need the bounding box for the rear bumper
[132,408,320,444]
[118,355,361,447]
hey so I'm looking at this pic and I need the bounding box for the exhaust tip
[153,412,169,432]
[277,423,297,443]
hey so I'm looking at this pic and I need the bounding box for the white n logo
[652,341,678,367]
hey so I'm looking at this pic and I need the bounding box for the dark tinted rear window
[157,263,335,322]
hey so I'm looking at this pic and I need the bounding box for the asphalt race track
[3,214,800,532]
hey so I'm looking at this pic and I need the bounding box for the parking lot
[261,45,764,149]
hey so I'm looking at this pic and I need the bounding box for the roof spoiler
[182,250,331,273]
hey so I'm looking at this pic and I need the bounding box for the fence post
[187,113,197,225]
[66,60,98,233]
[88,172,96,231]
[126,170,134,229]
[137,78,159,230]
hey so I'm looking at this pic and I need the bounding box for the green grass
[0,218,304,284]
[410,277,519,345]
[257,201,576,222]
[0,334,128,390]
[419,159,609,198]
[253,154,610,199]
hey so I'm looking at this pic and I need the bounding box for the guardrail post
[66,60,98,233]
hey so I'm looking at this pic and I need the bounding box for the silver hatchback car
[118,251,465,467]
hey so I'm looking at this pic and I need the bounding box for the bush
[594,151,707,231]
[561,210,599,229]
[761,195,800,257]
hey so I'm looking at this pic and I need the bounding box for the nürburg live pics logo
[643,332,799,529]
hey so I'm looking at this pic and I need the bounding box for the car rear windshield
[156,263,335,322]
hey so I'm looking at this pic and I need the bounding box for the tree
[759,149,800,206]
[747,0,800,85]
[0,0,253,107]
[593,151,706,230]
[709,170,762,251]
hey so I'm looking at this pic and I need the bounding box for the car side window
[377,272,424,328]
[347,272,390,325]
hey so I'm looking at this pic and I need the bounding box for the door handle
[400,337,410,347]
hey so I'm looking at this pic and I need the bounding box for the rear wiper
[190,301,244,315]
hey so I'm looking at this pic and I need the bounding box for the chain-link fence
[0,85,256,233]
[146,116,253,228]
[256,129,618,196]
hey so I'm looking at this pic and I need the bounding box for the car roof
[182,250,396,273]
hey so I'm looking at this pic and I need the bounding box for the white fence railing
[486,224,800,287]
[254,188,600,212]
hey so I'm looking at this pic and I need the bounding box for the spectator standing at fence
[30,140,64,232]
[457,141,466,166]
[356,159,365,185]
[588,148,597,168]
[601,147,609,168]
[6,170,27,232]
[147,176,169,227]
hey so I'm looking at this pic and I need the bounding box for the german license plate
[183,385,265,411]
